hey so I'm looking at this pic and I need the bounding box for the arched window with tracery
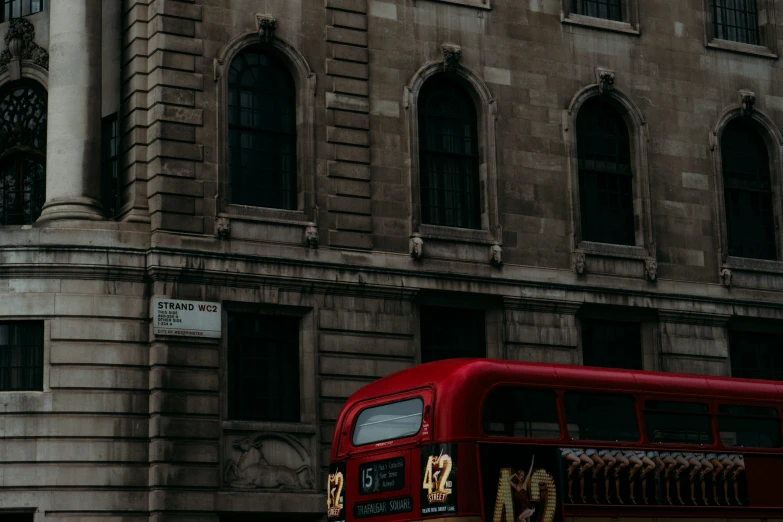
[576,97,634,246]
[418,77,480,229]
[228,47,297,210]
[722,118,776,260]
[0,81,46,225]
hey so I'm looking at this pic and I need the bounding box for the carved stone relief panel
[223,432,316,491]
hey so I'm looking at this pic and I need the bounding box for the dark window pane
[0,321,44,391]
[722,119,776,260]
[730,331,783,381]
[564,392,639,442]
[418,77,481,229]
[719,404,781,448]
[420,306,485,363]
[353,398,423,446]
[577,98,634,245]
[483,387,560,438]
[572,0,622,21]
[0,0,47,22]
[102,113,120,218]
[227,313,300,422]
[0,81,46,225]
[228,48,297,210]
[582,319,642,370]
[644,400,713,444]
[713,0,760,45]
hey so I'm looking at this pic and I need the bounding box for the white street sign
[153,298,222,338]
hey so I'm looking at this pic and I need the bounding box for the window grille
[729,330,783,381]
[102,114,120,218]
[712,0,760,45]
[0,81,46,225]
[420,306,485,363]
[0,0,47,22]
[418,78,481,229]
[581,319,642,370]
[0,321,44,391]
[577,98,634,245]
[571,0,622,21]
[722,119,776,260]
[227,313,300,422]
[228,48,297,210]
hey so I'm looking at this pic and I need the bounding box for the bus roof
[341,359,783,443]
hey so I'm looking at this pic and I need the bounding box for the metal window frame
[0,0,47,23]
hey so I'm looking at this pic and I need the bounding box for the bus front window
[352,397,424,446]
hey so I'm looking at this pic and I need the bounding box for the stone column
[38,0,103,221]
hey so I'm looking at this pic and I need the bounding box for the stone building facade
[0,0,782,520]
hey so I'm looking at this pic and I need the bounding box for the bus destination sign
[153,298,221,338]
[420,443,458,516]
[354,497,412,519]
[359,456,405,495]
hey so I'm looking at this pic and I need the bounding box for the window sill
[222,420,317,434]
[577,241,649,260]
[418,223,497,245]
[562,13,640,36]
[723,256,783,274]
[220,206,312,227]
[707,39,777,59]
[428,0,491,10]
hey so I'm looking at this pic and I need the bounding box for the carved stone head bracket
[490,244,503,267]
[739,90,756,118]
[573,252,586,275]
[720,268,733,287]
[644,258,658,282]
[0,17,49,70]
[215,217,231,240]
[305,224,319,249]
[596,68,616,97]
[410,234,424,260]
[441,43,462,72]
[257,14,278,44]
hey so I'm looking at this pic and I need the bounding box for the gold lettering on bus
[327,471,344,517]
[422,451,453,501]
[492,467,557,522]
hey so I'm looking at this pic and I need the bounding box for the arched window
[0,81,46,225]
[228,47,296,210]
[722,118,776,260]
[576,97,634,246]
[418,77,480,229]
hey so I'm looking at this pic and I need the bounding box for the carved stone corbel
[573,252,586,275]
[257,14,277,44]
[720,268,733,287]
[305,224,319,249]
[739,90,756,118]
[596,68,615,96]
[644,258,658,282]
[215,217,231,240]
[410,234,424,260]
[441,43,462,72]
[490,244,503,267]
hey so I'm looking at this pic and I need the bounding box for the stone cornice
[503,297,582,315]
[657,310,732,327]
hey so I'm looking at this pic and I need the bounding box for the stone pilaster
[39,0,103,221]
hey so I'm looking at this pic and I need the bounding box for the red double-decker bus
[327,359,783,522]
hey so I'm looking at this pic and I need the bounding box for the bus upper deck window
[564,392,639,442]
[719,404,782,448]
[483,387,559,438]
[644,400,712,444]
[352,397,424,446]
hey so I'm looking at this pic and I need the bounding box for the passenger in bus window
[696,454,714,505]
[597,449,617,504]
[705,454,723,505]
[508,455,536,522]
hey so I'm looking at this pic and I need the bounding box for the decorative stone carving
[598,70,615,96]
[644,258,658,282]
[410,234,424,260]
[215,217,231,240]
[224,433,315,490]
[257,14,278,44]
[720,268,733,287]
[574,252,586,275]
[441,43,462,72]
[0,18,49,70]
[490,244,503,267]
[740,90,756,118]
[305,224,319,249]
